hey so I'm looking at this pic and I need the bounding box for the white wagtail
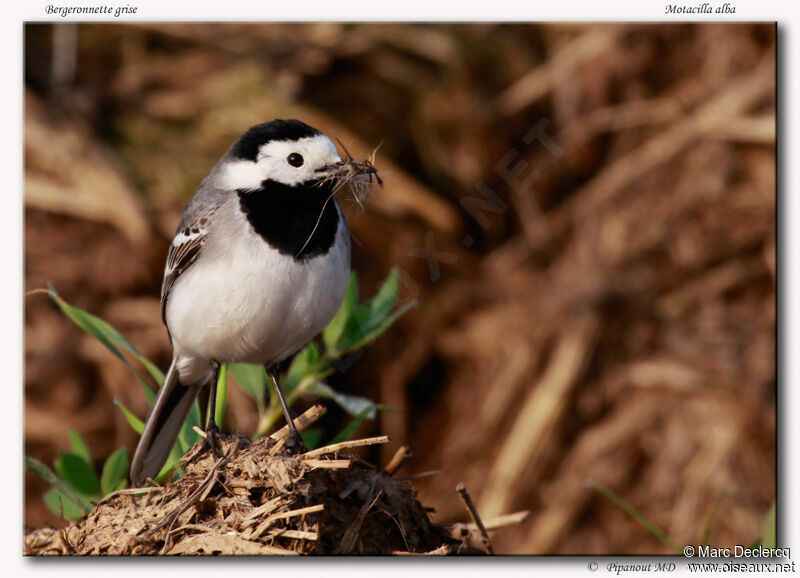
[130,119,380,486]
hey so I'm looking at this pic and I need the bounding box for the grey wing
[160,204,220,327]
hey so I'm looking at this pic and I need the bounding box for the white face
[220,134,342,191]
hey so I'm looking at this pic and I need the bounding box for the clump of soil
[24,409,498,556]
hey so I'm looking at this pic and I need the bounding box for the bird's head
[219,119,381,201]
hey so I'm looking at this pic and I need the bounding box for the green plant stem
[587,480,682,555]
[214,365,228,427]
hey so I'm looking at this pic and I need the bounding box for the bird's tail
[130,358,202,486]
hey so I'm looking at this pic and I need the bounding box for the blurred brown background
[23,22,776,554]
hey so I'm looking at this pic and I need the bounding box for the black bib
[237,179,340,262]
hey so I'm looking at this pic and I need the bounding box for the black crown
[230,119,321,161]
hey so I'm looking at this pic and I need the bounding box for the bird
[130,119,380,486]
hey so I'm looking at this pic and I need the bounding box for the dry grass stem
[301,435,390,459]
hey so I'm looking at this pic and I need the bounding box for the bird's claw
[283,431,307,455]
[203,423,223,460]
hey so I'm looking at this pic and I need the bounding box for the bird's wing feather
[160,204,220,326]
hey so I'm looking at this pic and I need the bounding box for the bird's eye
[287,153,304,167]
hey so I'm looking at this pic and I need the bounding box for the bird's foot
[202,423,223,460]
[283,431,308,455]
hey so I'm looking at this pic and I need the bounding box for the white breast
[166,199,350,384]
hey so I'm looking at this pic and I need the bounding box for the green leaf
[338,268,400,351]
[300,428,323,450]
[177,399,203,454]
[24,456,61,486]
[156,445,186,483]
[229,363,267,412]
[760,504,776,549]
[367,267,400,324]
[331,407,372,444]
[330,269,416,355]
[68,429,92,466]
[44,487,88,520]
[100,448,129,495]
[587,480,681,555]
[46,286,161,400]
[338,305,371,353]
[307,381,378,419]
[322,273,358,351]
[55,452,101,498]
[286,343,321,394]
[114,398,145,434]
[343,301,417,354]
[26,456,92,513]
[215,365,228,428]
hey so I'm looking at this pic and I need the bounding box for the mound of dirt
[24,407,511,555]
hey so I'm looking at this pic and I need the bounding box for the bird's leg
[267,366,307,454]
[203,365,222,460]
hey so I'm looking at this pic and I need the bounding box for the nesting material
[318,141,382,208]
[295,145,381,257]
[24,407,518,556]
